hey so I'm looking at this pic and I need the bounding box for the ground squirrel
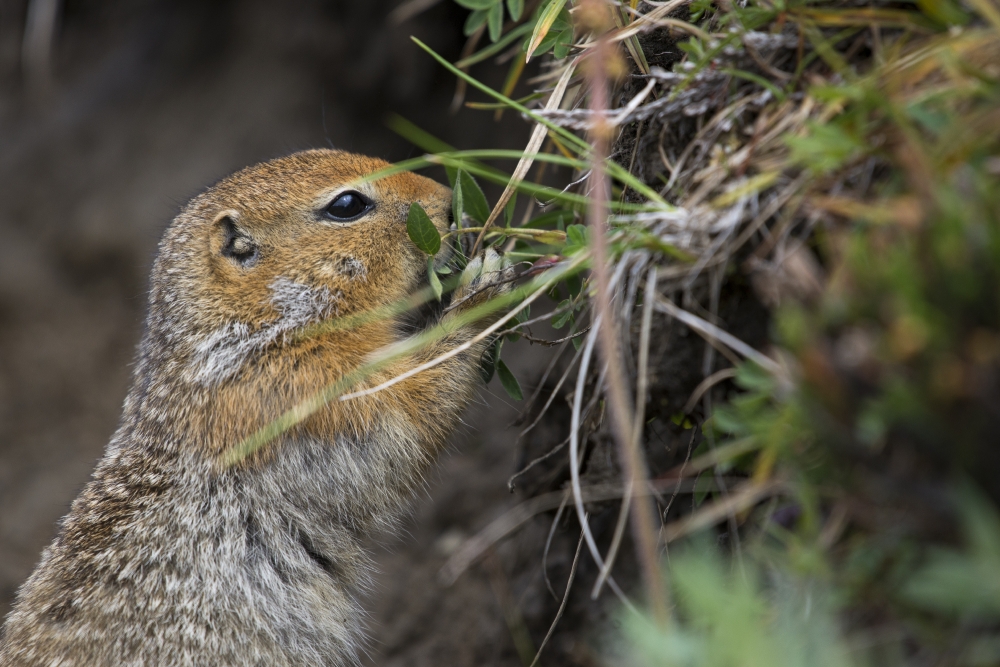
[0,149,512,666]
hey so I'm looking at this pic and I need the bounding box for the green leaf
[407,203,441,255]
[458,170,491,223]
[464,8,489,36]
[427,257,443,301]
[497,358,523,400]
[917,0,970,25]
[480,338,502,384]
[785,121,866,175]
[563,223,589,256]
[553,27,574,59]
[904,485,1000,618]
[487,1,503,42]
[506,0,524,21]
[435,265,452,275]
[565,273,583,299]
[734,362,775,393]
[551,300,573,329]
[456,23,534,69]
[455,0,497,9]
[566,224,587,245]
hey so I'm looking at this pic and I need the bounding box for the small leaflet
[407,202,441,255]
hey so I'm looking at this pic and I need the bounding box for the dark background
[0,2,561,664]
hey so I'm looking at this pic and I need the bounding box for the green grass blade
[411,36,590,153]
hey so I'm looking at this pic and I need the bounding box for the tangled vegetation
[235,0,1000,662]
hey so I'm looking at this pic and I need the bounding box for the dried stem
[529,529,586,667]
[580,0,669,624]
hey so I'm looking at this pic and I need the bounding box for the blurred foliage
[427,0,1000,660]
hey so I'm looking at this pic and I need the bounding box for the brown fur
[0,149,510,666]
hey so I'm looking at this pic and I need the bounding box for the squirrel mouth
[398,234,459,336]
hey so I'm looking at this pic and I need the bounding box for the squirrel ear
[214,214,259,268]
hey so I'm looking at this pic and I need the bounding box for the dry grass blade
[526,0,568,62]
[612,3,650,75]
[472,59,579,254]
[966,0,1000,31]
[567,326,608,578]
[440,477,732,584]
[653,295,782,376]
[614,0,695,42]
[661,479,784,543]
[683,367,737,413]
[515,338,585,442]
[592,264,658,599]
[658,437,759,482]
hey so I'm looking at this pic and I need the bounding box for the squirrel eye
[324,191,372,221]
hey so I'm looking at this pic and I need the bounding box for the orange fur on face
[134,149,460,457]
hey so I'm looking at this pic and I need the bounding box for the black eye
[324,191,372,221]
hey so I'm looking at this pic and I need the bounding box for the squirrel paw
[446,247,514,317]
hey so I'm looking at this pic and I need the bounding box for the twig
[506,302,574,333]
[516,337,587,442]
[518,327,592,346]
[508,436,569,491]
[528,529,586,667]
[542,491,570,600]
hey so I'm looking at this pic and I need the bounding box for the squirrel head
[143,149,453,387]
